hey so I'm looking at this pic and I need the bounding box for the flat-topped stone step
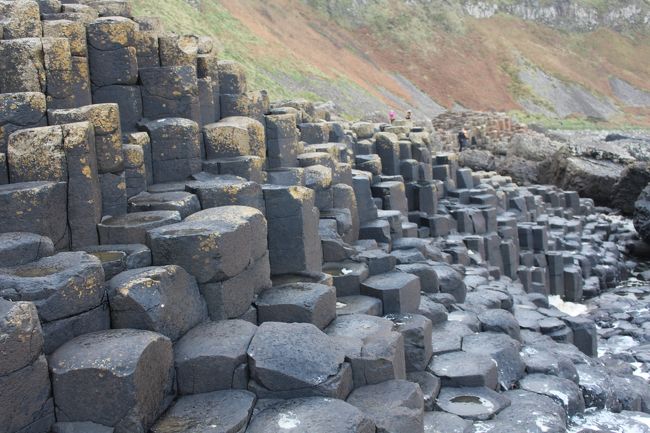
[430,320,474,355]
[477,309,521,342]
[202,155,265,183]
[271,271,333,287]
[407,371,441,412]
[262,185,322,276]
[82,244,152,272]
[150,390,256,433]
[0,181,68,250]
[255,282,336,330]
[127,191,200,218]
[423,411,472,433]
[386,313,433,372]
[356,249,396,275]
[435,386,511,421]
[0,250,104,321]
[521,345,579,383]
[417,295,449,325]
[186,175,264,212]
[247,397,375,433]
[336,295,382,316]
[360,271,421,314]
[347,379,424,433]
[0,232,54,268]
[49,329,174,432]
[202,116,265,160]
[325,313,406,387]
[428,351,499,390]
[98,211,181,245]
[247,322,352,399]
[519,373,585,416]
[323,261,369,297]
[495,389,567,433]
[462,332,525,390]
[108,265,207,342]
[174,319,257,395]
[146,205,267,284]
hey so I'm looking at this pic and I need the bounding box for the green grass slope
[132,0,650,127]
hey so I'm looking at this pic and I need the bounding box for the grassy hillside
[132,0,650,127]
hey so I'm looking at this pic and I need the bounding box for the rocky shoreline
[434,111,650,215]
[0,1,649,433]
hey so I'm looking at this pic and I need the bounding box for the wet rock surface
[0,4,649,433]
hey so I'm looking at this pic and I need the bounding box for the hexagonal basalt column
[98,211,182,245]
[247,322,352,399]
[174,319,257,395]
[263,185,322,276]
[247,397,375,433]
[256,282,336,330]
[360,272,421,314]
[147,206,267,284]
[108,265,207,341]
[49,329,175,433]
[150,390,256,433]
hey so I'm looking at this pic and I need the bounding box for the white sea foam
[548,295,588,316]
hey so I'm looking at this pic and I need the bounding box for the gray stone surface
[256,282,336,330]
[247,397,375,433]
[0,354,54,433]
[435,386,511,421]
[0,181,68,250]
[360,272,421,314]
[0,232,54,268]
[336,295,383,316]
[263,185,322,275]
[423,412,472,433]
[174,319,257,395]
[0,252,104,322]
[108,265,207,341]
[247,322,352,399]
[325,314,406,387]
[0,299,43,375]
[462,332,525,389]
[128,191,201,219]
[50,329,174,433]
[430,320,474,355]
[99,211,181,245]
[387,313,433,372]
[151,390,256,433]
[347,379,424,433]
[407,370,441,412]
[519,373,586,416]
[186,176,264,212]
[428,351,499,390]
[147,206,267,284]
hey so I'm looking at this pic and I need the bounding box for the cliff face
[462,0,650,32]
[306,0,650,32]
[135,0,650,126]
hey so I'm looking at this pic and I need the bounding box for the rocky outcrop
[634,184,650,243]
[436,111,650,210]
[0,2,649,433]
[462,0,650,32]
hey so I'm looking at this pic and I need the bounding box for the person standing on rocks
[458,128,469,152]
[405,110,412,120]
[389,110,396,124]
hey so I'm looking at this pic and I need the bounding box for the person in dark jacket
[458,128,469,152]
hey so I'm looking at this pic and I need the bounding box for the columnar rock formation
[0,1,649,433]
[434,111,650,214]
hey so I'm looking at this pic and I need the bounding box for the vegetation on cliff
[133,0,650,127]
